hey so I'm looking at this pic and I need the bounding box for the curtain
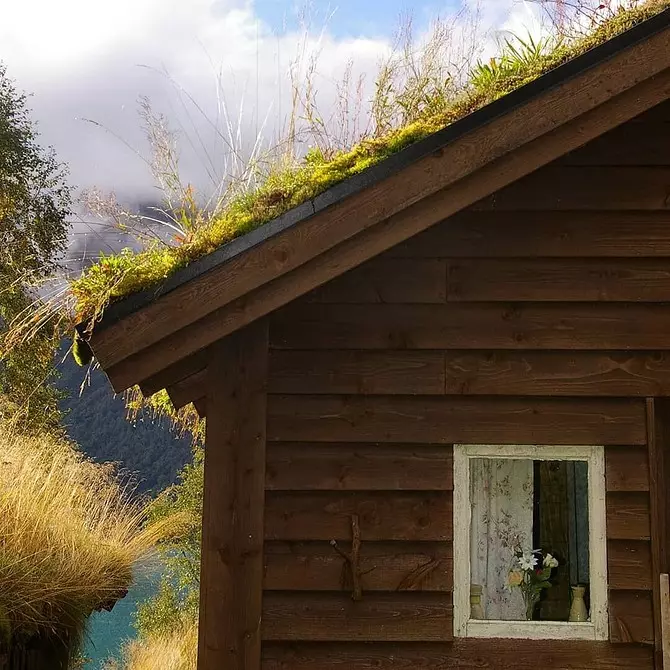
[470,458,534,620]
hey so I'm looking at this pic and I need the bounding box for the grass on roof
[71,1,670,327]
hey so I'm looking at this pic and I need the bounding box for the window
[453,444,608,640]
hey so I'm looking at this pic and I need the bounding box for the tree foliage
[136,447,203,636]
[0,63,72,430]
[0,64,71,279]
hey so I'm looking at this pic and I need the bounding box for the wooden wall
[255,101,670,667]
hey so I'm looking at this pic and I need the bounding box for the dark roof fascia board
[94,8,670,331]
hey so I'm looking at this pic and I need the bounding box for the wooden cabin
[83,10,670,670]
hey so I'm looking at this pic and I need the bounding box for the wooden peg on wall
[330,514,362,601]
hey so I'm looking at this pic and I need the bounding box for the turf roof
[72,1,670,329]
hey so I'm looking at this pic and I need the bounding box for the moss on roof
[71,1,670,326]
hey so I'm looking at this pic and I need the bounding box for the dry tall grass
[106,623,198,670]
[0,419,183,648]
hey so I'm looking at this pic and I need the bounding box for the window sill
[463,619,606,641]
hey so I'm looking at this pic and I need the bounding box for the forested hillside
[57,349,191,494]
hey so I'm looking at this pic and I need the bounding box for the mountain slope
[57,350,191,494]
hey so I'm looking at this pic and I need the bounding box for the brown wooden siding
[263,541,453,592]
[263,592,453,642]
[266,396,647,445]
[262,640,654,669]
[265,443,453,491]
[270,303,670,350]
[257,108,670,666]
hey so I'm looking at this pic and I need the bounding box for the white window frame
[453,444,608,641]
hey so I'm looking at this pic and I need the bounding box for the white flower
[543,553,559,568]
[518,551,538,571]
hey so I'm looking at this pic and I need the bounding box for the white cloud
[1,0,544,244]
[2,0,395,200]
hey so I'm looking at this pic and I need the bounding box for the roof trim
[96,8,670,329]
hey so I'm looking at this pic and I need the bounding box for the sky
[0,0,545,258]
[254,0,461,38]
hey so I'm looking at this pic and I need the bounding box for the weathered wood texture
[559,120,670,166]
[198,320,269,670]
[267,395,647,445]
[305,259,447,304]
[262,592,453,642]
[271,303,670,351]
[606,492,651,541]
[172,348,670,409]
[606,445,650,491]
[608,540,653,591]
[646,399,670,669]
[265,443,453,491]
[447,259,670,302]
[609,590,655,645]
[263,541,452,592]
[387,210,670,258]
[445,351,670,397]
[264,491,451,542]
[270,350,445,395]
[474,167,670,210]
[261,640,654,669]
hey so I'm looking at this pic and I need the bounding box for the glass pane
[469,458,590,622]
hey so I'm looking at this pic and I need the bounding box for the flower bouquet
[508,549,559,620]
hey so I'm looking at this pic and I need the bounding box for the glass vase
[523,591,539,621]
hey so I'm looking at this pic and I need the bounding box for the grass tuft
[105,622,198,670]
[71,1,670,328]
[0,419,185,649]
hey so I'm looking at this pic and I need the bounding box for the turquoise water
[82,564,161,669]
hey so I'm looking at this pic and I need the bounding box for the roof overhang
[83,9,670,407]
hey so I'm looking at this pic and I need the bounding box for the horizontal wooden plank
[305,259,446,304]
[266,443,453,491]
[271,302,670,351]
[607,492,651,540]
[608,540,653,591]
[262,640,654,669]
[169,350,446,408]
[268,395,647,446]
[447,259,670,302]
[269,351,445,396]
[474,166,670,210]
[606,446,650,492]
[609,589,654,645]
[445,351,670,397]
[560,121,670,166]
[264,541,452,591]
[262,592,452,642]
[387,210,670,258]
[265,491,452,541]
